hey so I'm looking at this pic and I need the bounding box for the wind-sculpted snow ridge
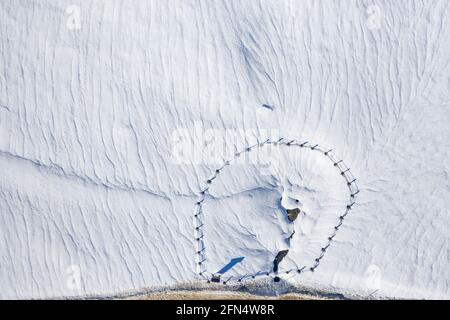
[194,138,359,284]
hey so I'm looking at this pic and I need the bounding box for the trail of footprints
[193,138,360,284]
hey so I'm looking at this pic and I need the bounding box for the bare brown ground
[127,290,329,300]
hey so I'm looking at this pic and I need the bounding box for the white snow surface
[0,0,449,299]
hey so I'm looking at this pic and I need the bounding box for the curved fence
[193,138,360,284]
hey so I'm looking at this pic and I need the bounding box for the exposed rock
[273,250,289,272]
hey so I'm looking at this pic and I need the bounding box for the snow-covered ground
[0,0,449,299]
